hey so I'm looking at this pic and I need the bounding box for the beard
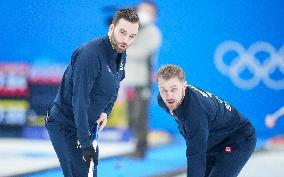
[109,31,128,53]
[166,101,179,111]
[165,89,186,112]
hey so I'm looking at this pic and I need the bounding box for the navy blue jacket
[52,36,126,148]
[158,85,254,177]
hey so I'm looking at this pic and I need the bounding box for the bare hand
[96,113,108,132]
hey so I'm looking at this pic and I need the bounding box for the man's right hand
[82,146,98,167]
[97,112,108,132]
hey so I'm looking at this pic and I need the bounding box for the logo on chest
[119,62,124,71]
[224,146,232,153]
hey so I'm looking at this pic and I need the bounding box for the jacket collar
[103,35,117,56]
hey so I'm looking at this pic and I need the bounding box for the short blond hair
[157,64,185,82]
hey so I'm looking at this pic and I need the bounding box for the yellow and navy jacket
[158,85,255,177]
[52,36,126,148]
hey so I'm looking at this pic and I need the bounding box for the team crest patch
[225,146,232,153]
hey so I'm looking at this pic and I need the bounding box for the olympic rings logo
[214,41,284,89]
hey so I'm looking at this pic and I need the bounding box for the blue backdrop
[1,0,283,139]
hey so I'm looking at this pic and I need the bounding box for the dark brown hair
[112,8,139,26]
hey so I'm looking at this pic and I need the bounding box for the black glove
[82,146,99,167]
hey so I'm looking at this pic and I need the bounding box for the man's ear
[183,81,187,88]
[108,24,114,35]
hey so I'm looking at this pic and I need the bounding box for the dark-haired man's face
[108,18,139,53]
[158,77,187,112]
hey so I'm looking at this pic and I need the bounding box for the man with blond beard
[157,64,256,177]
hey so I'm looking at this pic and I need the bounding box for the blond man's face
[158,77,187,111]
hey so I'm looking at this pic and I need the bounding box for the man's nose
[121,35,127,43]
[166,92,173,99]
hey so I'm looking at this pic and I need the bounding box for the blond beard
[168,89,186,113]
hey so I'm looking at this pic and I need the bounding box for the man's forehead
[115,18,139,33]
[159,78,181,88]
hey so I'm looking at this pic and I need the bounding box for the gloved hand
[82,146,99,167]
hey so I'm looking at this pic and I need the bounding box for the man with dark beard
[45,9,139,177]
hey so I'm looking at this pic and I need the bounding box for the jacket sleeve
[184,104,209,177]
[72,45,100,148]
